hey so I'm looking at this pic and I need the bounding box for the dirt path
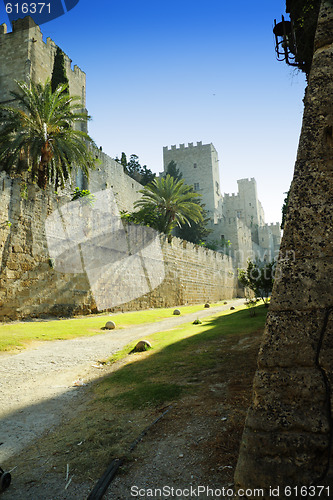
[0,299,244,464]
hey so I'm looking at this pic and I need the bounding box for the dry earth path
[0,299,244,464]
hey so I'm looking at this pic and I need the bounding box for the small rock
[173,309,181,315]
[73,379,86,387]
[178,454,184,458]
[224,301,227,304]
[132,340,152,353]
[105,321,116,330]
[193,319,202,325]
[230,306,235,310]
[204,303,210,308]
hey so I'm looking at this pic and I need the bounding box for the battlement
[163,141,210,152]
[263,222,281,229]
[0,17,85,78]
[237,177,256,185]
[223,193,238,198]
[1,16,41,36]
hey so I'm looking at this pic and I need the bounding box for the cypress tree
[51,47,69,93]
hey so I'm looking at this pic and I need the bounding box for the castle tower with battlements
[163,143,281,266]
[163,142,222,224]
[0,16,88,188]
[0,17,142,204]
[0,17,86,111]
[220,178,281,263]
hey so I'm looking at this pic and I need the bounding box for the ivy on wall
[286,0,321,77]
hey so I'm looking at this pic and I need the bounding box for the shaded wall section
[0,175,239,321]
[234,1,333,497]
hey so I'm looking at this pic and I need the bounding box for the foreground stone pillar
[234,1,333,498]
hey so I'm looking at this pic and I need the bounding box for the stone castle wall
[88,150,143,212]
[0,173,239,321]
[0,17,86,107]
[208,216,253,268]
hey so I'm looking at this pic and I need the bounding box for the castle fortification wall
[89,150,143,212]
[0,18,86,106]
[0,174,239,321]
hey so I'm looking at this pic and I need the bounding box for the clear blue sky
[0,0,306,224]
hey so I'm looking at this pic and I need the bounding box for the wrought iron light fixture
[273,15,298,66]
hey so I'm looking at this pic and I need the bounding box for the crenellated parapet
[163,141,209,152]
[0,16,86,107]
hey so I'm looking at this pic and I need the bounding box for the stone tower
[163,142,222,224]
[0,16,88,188]
[222,178,266,243]
[234,0,333,496]
[0,16,86,112]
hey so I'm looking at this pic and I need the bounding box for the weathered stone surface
[173,309,181,315]
[270,256,333,310]
[235,1,333,496]
[258,310,325,368]
[132,340,152,352]
[0,173,239,321]
[236,427,329,497]
[105,321,116,330]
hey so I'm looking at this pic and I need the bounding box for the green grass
[6,304,267,480]
[97,305,267,412]
[0,300,231,352]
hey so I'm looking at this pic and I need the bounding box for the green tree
[0,80,95,190]
[174,196,211,244]
[115,153,155,186]
[133,174,203,235]
[51,47,69,94]
[126,154,155,185]
[164,160,182,182]
[163,163,209,243]
[120,207,165,231]
[238,259,276,306]
[140,164,156,185]
[115,152,128,170]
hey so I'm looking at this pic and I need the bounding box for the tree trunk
[234,1,333,497]
[37,141,52,189]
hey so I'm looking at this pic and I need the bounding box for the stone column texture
[234,1,333,498]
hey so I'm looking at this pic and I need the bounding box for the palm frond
[0,79,95,189]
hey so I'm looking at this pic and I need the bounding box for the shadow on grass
[1,305,267,484]
[96,305,267,410]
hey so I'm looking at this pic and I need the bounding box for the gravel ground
[0,299,244,465]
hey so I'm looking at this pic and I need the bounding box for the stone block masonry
[0,17,86,107]
[234,1,333,496]
[88,150,142,212]
[163,142,221,224]
[0,174,239,321]
[0,174,94,321]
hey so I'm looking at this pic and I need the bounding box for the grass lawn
[9,304,267,483]
[0,300,232,352]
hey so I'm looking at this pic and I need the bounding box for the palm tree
[134,174,204,235]
[0,79,95,189]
